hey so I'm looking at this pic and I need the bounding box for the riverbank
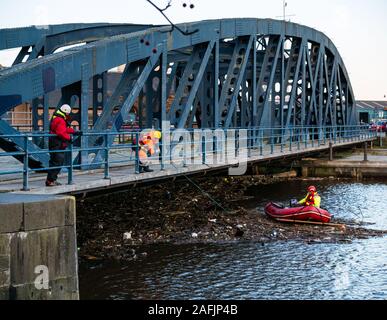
[76,175,387,261]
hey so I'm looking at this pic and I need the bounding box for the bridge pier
[0,195,79,300]
[329,142,334,161]
[364,142,368,162]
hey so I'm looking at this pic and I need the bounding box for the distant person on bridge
[134,130,162,173]
[298,186,321,208]
[45,104,82,187]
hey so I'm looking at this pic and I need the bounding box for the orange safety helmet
[308,186,317,194]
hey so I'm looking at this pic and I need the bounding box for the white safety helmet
[60,104,72,115]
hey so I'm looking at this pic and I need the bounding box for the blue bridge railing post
[260,129,263,156]
[323,127,327,145]
[304,127,308,149]
[235,129,239,159]
[249,129,253,153]
[202,135,207,165]
[22,135,30,191]
[311,127,315,148]
[135,132,140,174]
[104,133,110,179]
[317,127,321,147]
[68,138,74,185]
[297,128,301,150]
[253,128,257,150]
[183,135,188,168]
[160,136,165,171]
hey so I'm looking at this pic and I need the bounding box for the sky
[0,0,386,100]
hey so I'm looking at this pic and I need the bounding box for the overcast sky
[0,0,386,100]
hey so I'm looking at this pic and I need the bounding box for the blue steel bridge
[0,19,376,195]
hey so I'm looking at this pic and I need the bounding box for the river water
[79,180,387,300]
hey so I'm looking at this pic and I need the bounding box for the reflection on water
[79,180,387,300]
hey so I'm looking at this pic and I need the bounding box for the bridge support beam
[92,72,107,125]
[80,64,91,167]
[0,19,360,170]
[0,120,50,169]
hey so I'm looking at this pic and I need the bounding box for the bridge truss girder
[0,19,358,168]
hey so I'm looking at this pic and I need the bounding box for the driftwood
[275,218,346,229]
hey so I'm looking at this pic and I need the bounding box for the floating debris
[123,232,133,240]
[76,175,387,261]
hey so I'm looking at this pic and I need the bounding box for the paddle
[274,218,346,229]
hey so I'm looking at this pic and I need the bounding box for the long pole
[275,218,345,229]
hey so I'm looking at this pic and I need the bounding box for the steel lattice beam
[0,18,359,168]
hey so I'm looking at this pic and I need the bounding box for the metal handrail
[0,125,376,191]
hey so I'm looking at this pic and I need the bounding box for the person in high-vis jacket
[135,130,162,173]
[45,104,81,187]
[298,186,321,208]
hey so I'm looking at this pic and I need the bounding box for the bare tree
[145,0,198,35]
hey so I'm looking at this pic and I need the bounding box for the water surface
[79,180,387,300]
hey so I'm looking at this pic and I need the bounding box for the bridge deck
[1,137,373,196]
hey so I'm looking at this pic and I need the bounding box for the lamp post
[283,0,287,21]
[277,1,295,22]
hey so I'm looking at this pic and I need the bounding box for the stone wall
[0,194,79,300]
[301,160,387,179]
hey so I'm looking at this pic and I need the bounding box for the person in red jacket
[46,104,81,187]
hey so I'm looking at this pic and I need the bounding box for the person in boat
[298,186,321,208]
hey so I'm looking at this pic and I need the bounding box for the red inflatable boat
[265,202,332,223]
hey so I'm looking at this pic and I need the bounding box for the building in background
[0,72,123,131]
[356,101,387,124]
[0,69,160,131]
[1,64,175,131]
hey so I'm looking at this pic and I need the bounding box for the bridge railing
[0,125,376,191]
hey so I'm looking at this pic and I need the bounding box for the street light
[276,0,295,21]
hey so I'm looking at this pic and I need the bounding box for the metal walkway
[0,128,375,195]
